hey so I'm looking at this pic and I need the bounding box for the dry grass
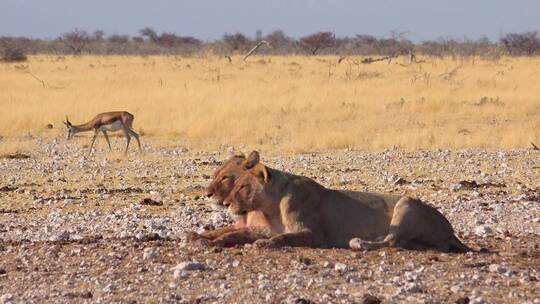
[1,55,539,151]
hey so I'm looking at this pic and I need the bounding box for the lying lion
[192,151,403,246]
[220,153,472,252]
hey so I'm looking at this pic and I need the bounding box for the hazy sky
[1,0,539,41]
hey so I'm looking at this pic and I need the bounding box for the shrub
[500,32,540,55]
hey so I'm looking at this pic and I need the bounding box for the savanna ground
[0,55,539,303]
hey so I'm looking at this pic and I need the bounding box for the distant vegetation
[2,28,540,61]
[2,54,539,150]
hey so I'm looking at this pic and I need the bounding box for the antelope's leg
[102,130,112,151]
[89,130,99,155]
[127,128,142,152]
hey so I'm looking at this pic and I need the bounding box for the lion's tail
[449,235,475,253]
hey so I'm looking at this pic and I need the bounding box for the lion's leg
[254,230,322,248]
[349,233,405,251]
[212,227,272,247]
[198,225,240,240]
[390,196,471,252]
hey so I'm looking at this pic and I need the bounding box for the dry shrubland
[1,55,539,151]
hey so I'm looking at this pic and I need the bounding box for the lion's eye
[221,176,229,181]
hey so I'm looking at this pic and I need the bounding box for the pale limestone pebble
[488,264,507,274]
[0,294,13,304]
[142,247,159,260]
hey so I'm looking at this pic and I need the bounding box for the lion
[222,153,473,252]
[187,152,272,245]
[191,151,399,246]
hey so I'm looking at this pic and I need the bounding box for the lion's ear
[244,151,260,169]
[252,163,269,184]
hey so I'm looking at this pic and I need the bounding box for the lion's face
[206,151,261,206]
[206,156,246,205]
[227,165,268,215]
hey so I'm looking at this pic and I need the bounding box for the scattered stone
[0,294,13,304]
[488,264,507,274]
[141,198,163,206]
[361,294,381,304]
[63,291,93,299]
[174,261,206,271]
[402,282,422,293]
[143,247,159,260]
[287,297,315,304]
[474,225,494,237]
[334,262,348,272]
[469,296,487,304]
[135,232,161,242]
[103,284,114,293]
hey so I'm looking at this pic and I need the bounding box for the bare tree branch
[26,71,46,88]
[243,40,271,62]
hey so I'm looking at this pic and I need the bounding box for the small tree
[93,30,106,41]
[108,34,130,44]
[139,27,158,42]
[300,32,335,55]
[264,30,292,50]
[500,32,540,55]
[0,37,27,61]
[222,33,251,51]
[60,29,91,55]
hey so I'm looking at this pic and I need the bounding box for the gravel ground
[0,137,539,303]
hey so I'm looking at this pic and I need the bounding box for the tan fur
[225,153,472,252]
[187,152,271,246]
[64,111,141,154]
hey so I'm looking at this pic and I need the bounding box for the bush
[1,47,27,62]
[500,32,540,55]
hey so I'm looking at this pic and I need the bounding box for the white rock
[1,294,13,304]
[143,248,158,260]
[474,225,494,236]
[103,284,114,293]
[334,262,348,272]
[404,282,422,293]
[470,296,487,304]
[174,261,206,271]
[489,264,507,274]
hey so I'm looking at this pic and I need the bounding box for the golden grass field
[1,55,539,152]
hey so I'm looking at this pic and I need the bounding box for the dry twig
[243,40,271,62]
[26,71,46,88]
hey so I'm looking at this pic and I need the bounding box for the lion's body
[193,151,471,252]
[227,163,472,252]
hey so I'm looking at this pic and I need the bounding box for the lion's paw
[253,239,276,249]
[186,231,212,246]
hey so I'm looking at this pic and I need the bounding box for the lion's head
[227,162,270,216]
[206,151,261,206]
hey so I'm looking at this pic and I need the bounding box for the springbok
[63,111,142,155]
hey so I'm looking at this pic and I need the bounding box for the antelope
[63,111,142,155]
